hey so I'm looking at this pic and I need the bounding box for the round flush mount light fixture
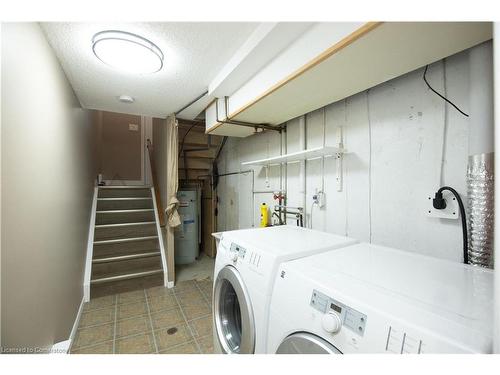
[92,30,163,74]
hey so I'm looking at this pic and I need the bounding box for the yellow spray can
[260,203,269,227]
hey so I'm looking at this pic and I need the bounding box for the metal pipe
[299,116,307,227]
[467,41,495,269]
[284,121,288,224]
[217,170,253,177]
[277,210,303,215]
[215,97,282,132]
[224,96,282,131]
[467,153,494,268]
[272,212,284,226]
[277,210,304,227]
[175,91,209,115]
[274,205,303,212]
[492,22,500,354]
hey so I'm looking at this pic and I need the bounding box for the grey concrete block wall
[215,44,491,263]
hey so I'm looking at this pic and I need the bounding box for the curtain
[165,114,181,228]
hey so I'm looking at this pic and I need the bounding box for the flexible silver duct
[467,152,494,268]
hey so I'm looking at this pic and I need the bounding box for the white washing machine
[212,226,357,354]
[268,242,494,354]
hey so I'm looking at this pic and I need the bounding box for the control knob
[322,312,342,334]
[231,252,239,262]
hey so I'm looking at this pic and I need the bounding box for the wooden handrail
[146,139,166,227]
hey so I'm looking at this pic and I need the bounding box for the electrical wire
[438,60,449,187]
[423,64,469,117]
[214,137,228,162]
[436,186,469,264]
[178,123,197,158]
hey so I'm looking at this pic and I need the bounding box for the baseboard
[83,282,90,302]
[167,281,175,289]
[51,297,84,354]
[51,339,71,354]
[83,187,98,303]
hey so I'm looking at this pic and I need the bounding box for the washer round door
[213,265,255,354]
[276,332,342,354]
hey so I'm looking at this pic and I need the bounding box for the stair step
[93,251,161,264]
[96,209,155,225]
[95,221,156,228]
[99,185,152,189]
[98,197,153,200]
[94,221,157,241]
[97,197,153,211]
[91,269,163,285]
[96,209,154,214]
[91,253,162,279]
[94,235,158,245]
[98,186,152,198]
[92,239,160,258]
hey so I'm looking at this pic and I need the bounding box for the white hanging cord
[439,59,449,187]
[310,201,318,229]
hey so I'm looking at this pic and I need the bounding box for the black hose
[437,186,468,264]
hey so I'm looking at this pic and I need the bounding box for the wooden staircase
[90,186,165,298]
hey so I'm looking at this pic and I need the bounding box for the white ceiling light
[118,95,135,103]
[92,30,163,74]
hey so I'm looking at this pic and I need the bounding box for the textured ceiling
[40,22,258,118]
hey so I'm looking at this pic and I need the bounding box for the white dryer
[268,243,494,354]
[212,226,357,354]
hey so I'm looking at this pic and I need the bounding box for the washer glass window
[219,279,242,351]
[214,266,255,353]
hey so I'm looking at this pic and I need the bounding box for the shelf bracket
[214,97,283,133]
[335,127,344,192]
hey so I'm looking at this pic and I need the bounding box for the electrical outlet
[426,192,459,219]
[313,189,326,208]
[312,194,319,205]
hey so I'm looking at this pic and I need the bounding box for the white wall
[216,44,489,263]
[1,23,97,350]
[493,23,500,353]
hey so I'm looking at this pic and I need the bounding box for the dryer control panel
[230,243,246,259]
[310,289,367,336]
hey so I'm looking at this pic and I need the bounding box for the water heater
[174,190,199,265]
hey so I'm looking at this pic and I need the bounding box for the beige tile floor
[176,253,215,283]
[70,279,214,354]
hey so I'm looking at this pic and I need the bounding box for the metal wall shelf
[241,146,345,166]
